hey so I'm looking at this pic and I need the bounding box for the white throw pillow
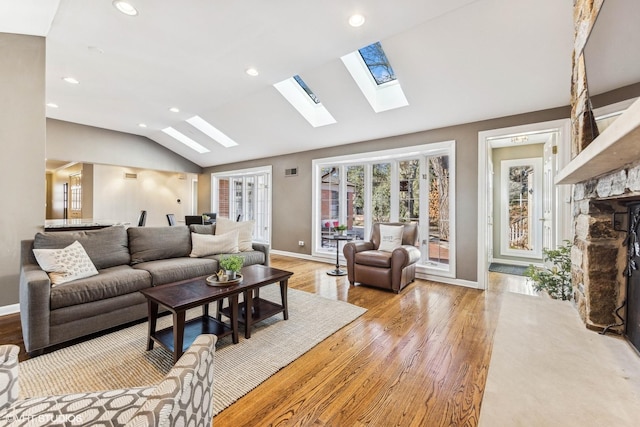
[33,240,99,286]
[215,218,254,252]
[190,230,239,257]
[378,225,404,252]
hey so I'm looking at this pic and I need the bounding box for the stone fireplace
[570,164,640,331]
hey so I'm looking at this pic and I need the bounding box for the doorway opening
[477,119,572,290]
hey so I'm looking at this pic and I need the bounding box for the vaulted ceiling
[2,0,639,167]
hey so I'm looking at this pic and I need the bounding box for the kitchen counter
[44,219,130,232]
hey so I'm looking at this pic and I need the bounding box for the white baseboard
[0,304,19,316]
[271,250,479,289]
[270,249,333,264]
[417,273,479,289]
[491,258,542,268]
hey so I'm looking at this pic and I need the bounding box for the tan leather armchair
[343,222,421,293]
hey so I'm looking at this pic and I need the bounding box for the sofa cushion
[215,218,254,251]
[133,258,217,286]
[190,224,215,235]
[33,225,130,270]
[354,250,392,268]
[128,226,191,264]
[50,265,152,310]
[190,231,239,257]
[209,250,265,267]
[33,241,99,286]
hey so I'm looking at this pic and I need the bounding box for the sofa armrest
[125,334,217,427]
[19,265,52,354]
[252,242,270,266]
[0,345,20,412]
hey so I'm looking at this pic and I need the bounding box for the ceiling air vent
[285,167,298,177]
[124,172,138,179]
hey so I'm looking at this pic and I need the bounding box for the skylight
[341,41,408,113]
[274,76,336,128]
[358,42,396,85]
[293,75,320,104]
[186,115,238,148]
[161,127,210,154]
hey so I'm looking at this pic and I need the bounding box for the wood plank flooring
[0,255,521,426]
[214,256,506,426]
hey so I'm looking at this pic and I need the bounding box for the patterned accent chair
[0,334,216,427]
[343,222,421,293]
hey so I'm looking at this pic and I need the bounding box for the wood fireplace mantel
[556,97,640,185]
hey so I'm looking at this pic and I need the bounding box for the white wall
[93,165,197,227]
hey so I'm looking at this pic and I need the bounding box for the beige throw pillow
[378,225,404,252]
[33,240,99,286]
[215,218,254,251]
[190,230,239,257]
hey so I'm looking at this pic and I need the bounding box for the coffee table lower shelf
[151,316,231,354]
[220,297,285,338]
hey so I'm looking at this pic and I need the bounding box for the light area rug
[19,285,367,416]
[479,292,640,427]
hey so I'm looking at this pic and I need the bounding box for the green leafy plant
[219,255,244,272]
[524,240,572,300]
[336,224,347,232]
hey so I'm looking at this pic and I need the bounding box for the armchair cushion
[355,250,392,268]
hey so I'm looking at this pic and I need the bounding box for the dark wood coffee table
[218,264,293,338]
[140,276,241,363]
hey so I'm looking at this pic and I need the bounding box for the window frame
[312,141,456,278]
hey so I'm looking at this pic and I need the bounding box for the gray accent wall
[0,33,46,308]
[202,106,572,283]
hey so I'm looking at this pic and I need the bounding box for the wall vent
[285,167,298,177]
[124,172,138,179]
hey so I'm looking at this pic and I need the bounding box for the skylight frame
[293,75,321,104]
[161,127,210,154]
[274,76,336,128]
[341,41,408,113]
[186,115,238,148]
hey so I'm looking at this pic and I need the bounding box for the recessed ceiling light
[62,76,79,84]
[245,68,259,77]
[46,103,59,108]
[112,0,138,16]
[169,107,180,113]
[138,123,147,128]
[349,14,365,27]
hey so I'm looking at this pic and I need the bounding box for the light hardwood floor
[0,255,528,426]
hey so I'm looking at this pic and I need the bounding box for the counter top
[44,219,130,230]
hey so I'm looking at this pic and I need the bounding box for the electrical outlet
[298,241,304,246]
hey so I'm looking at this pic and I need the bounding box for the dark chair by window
[343,222,421,293]
[201,213,216,224]
[185,215,204,226]
[137,210,147,227]
[166,214,176,226]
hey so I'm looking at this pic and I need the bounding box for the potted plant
[524,240,572,300]
[219,255,244,280]
[335,224,347,236]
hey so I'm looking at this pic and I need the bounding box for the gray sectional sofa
[19,224,269,355]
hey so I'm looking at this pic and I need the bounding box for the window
[293,75,320,104]
[358,41,397,85]
[500,158,543,258]
[341,41,408,113]
[312,142,455,277]
[211,166,272,244]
